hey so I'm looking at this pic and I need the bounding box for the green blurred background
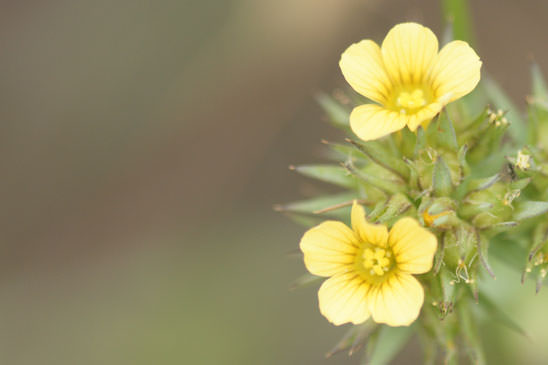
[1,0,548,364]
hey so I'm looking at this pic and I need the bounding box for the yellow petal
[351,201,389,247]
[381,23,439,85]
[339,40,393,104]
[367,273,424,326]
[388,217,437,274]
[318,272,370,325]
[428,40,482,104]
[300,221,359,277]
[405,102,443,131]
[350,104,406,141]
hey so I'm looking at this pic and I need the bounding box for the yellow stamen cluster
[362,247,391,275]
[487,108,509,127]
[396,89,427,114]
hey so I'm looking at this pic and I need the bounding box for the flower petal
[350,104,406,141]
[367,273,424,326]
[339,40,393,104]
[388,217,437,274]
[351,201,389,247]
[318,272,370,325]
[405,102,443,131]
[300,221,359,277]
[381,23,439,85]
[428,40,482,104]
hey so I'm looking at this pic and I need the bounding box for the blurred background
[1,0,548,364]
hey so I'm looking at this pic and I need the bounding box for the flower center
[362,247,392,276]
[396,88,427,113]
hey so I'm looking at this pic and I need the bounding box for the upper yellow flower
[299,201,437,327]
[339,22,482,141]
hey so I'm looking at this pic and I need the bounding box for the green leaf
[347,139,409,180]
[458,302,486,365]
[433,156,453,197]
[465,173,501,193]
[413,126,426,158]
[441,0,475,46]
[531,62,548,101]
[316,93,350,129]
[482,76,526,145]
[510,177,531,190]
[375,193,413,224]
[399,126,417,157]
[274,192,357,215]
[478,292,530,339]
[528,63,548,145]
[289,273,321,290]
[477,234,496,279]
[326,322,376,358]
[514,201,548,221]
[283,212,324,228]
[322,140,358,161]
[364,325,413,365]
[435,111,459,152]
[292,164,356,188]
[343,162,404,195]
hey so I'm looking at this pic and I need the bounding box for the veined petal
[318,272,370,325]
[350,104,406,141]
[381,23,439,85]
[405,102,443,131]
[367,273,424,326]
[300,221,359,277]
[428,40,482,104]
[388,217,437,274]
[351,201,388,247]
[339,40,393,104]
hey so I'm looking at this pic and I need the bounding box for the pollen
[362,247,391,276]
[396,88,428,113]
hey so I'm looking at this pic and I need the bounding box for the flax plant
[278,9,548,364]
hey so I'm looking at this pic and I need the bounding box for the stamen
[362,247,392,276]
[396,88,427,113]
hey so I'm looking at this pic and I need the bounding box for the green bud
[433,156,453,197]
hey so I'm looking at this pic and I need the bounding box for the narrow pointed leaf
[435,111,459,152]
[289,273,321,290]
[293,164,356,188]
[347,139,409,179]
[532,63,548,101]
[514,201,548,221]
[316,93,350,129]
[466,173,500,193]
[458,302,486,365]
[364,325,413,365]
[433,156,453,196]
[511,177,531,190]
[478,293,530,339]
[343,162,404,195]
[283,212,324,228]
[413,126,426,158]
[275,192,357,215]
[441,0,475,45]
[322,141,359,161]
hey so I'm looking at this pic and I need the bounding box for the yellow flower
[299,201,437,326]
[339,22,482,141]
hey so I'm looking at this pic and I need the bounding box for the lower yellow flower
[299,201,437,326]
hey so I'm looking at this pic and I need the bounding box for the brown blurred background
[1,1,548,364]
